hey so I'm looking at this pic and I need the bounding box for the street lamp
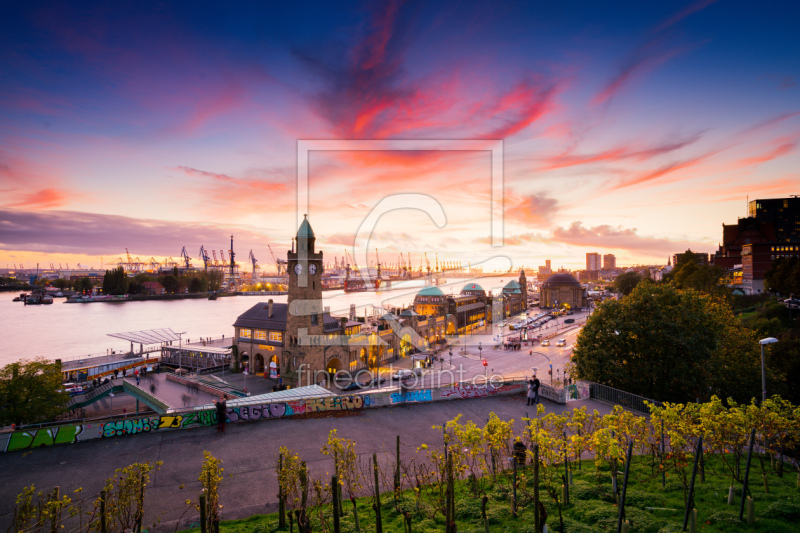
[449,348,452,368]
[759,337,778,402]
[177,331,187,374]
[109,392,114,416]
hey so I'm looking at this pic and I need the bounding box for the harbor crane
[249,249,258,274]
[375,248,381,278]
[267,244,287,274]
[227,234,236,290]
[180,246,191,269]
[211,250,219,266]
[199,246,210,270]
[219,250,226,263]
[425,252,431,276]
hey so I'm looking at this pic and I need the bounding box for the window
[254,330,266,341]
[311,314,318,325]
[240,328,252,339]
[269,331,283,343]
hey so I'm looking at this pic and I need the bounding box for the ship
[344,276,381,292]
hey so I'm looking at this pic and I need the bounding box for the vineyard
[7,396,800,533]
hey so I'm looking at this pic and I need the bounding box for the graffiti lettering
[6,425,84,452]
[440,384,521,399]
[103,418,158,437]
[158,415,183,429]
[305,395,370,412]
[390,390,432,404]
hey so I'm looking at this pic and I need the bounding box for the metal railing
[589,383,662,413]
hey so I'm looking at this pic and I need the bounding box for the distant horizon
[1,1,797,271]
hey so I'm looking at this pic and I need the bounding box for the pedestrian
[526,379,535,406]
[136,375,140,386]
[215,394,228,433]
[533,374,541,404]
[114,369,118,379]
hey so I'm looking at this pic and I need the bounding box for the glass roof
[107,328,184,344]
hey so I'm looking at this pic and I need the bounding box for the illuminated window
[240,329,252,339]
[254,330,266,340]
[269,331,283,343]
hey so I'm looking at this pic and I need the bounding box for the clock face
[309,264,317,275]
[294,263,303,275]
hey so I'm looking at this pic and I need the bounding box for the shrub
[762,500,800,520]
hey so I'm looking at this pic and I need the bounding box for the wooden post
[616,442,633,533]
[534,444,540,533]
[661,419,666,488]
[373,453,383,533]
[682,436,703,532]
[200,494,207,533]
[739,429,756,522]
[511,457,518,517]
[395,435,401,494]
[50,487,60,533]
[746,496,755,525]
[100,489,107,533]
[278,454,286,528]
[332,475,341,533]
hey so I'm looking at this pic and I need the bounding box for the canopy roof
[107,328,184,344]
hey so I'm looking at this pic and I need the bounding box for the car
[59,383,85,396]
[541,339,550,346]
[564,318,575,324]
[391,369,420,380]
[556,339,567,347]
[340,382,362,391]
[366,377,387,387]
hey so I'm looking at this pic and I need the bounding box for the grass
[180,455,800,533]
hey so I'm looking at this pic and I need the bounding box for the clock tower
[286,215,325,376]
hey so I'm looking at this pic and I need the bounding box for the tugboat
[208,292,218,300]
[42,294,54,304]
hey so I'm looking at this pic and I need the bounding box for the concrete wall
[1,380,566,453]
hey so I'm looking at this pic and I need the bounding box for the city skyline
[1,1,798,270]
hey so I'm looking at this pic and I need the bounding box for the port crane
[424,253,431,277]
[180,246,191,269]
[211,250,219,266]
[267,245,287,274]
[375,248,381,278]
[199,246,210,270]
[249,250,258,274]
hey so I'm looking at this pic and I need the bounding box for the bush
[762,500,800,520]
[572,485,615,503]
[570,499,616,524]
[624,489,667,508]
[704,510,740,524]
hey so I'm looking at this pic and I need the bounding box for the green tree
[206,270,223,292]
[764,256,800,296]
[613,271,642,296]
[102,266,129,295]
[0,358,69,427]
[52,278,71,290]
[74,277,94,294]
[572,283,762,403]
[158,274,179,293]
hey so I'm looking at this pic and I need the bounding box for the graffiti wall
[2,379,554,453]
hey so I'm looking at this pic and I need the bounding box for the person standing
[533,374,541,404]
[526,379,535,406]
[215,395,228,433]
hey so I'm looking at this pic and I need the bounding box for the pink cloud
[4,188,72,209]
[550,221,710,255]
[505,192,559,228]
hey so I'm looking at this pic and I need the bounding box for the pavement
[0,394,612,532]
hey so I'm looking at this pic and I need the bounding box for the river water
[0,275,516,366]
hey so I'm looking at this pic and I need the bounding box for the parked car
[341,382,362,391]
[541,339,550,347]
[564,318,575,324]
[366,377,387,387]
[556,339,567,347]
[392,368,421,380]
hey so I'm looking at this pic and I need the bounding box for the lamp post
[177,331,187,374]
[449,348,452,368]
[759,337,778,402]
[109,392,114,416]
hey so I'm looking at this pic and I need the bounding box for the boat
[13,296,21,302]
[344,275,381,292]
[42,295,54,304]
[25,295,41,305]
[208,292,218,300]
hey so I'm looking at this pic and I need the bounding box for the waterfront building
[539,272,588,310]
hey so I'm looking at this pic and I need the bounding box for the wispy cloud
[550,221,709,255]
[3,188,73,209]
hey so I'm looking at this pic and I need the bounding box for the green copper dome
[417,286,445,297]
[297,215,315,239]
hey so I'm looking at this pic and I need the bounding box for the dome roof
[541,273,581,288]
[400,308,418,317]
[503,280,521,289]
[297,215,315,239]
[461,282,485,294]
[417,286,445,297]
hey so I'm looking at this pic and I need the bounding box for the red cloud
[5,188,71,209]
[505,192,559,228]
[551,221,709,255]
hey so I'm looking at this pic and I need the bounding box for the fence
[589,382,662,413]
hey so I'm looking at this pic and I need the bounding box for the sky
[1,0,798,273]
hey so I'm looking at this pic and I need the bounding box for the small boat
[42,295,54,304]
[13,296,21,302]
[208,292,217,300]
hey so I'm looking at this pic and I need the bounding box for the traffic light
[482,360,488,367]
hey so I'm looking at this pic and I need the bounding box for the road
[0,394,611,532]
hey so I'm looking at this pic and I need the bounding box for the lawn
[180,454,800,533]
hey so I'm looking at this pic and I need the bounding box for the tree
[613,271,642,296]
[572,283,762,403]
[158,274,179,293]
[0,358,69,427]
[52,278,71,290]
[764,256,800,296]
[102,266,129,295]
[74,277,94,294]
